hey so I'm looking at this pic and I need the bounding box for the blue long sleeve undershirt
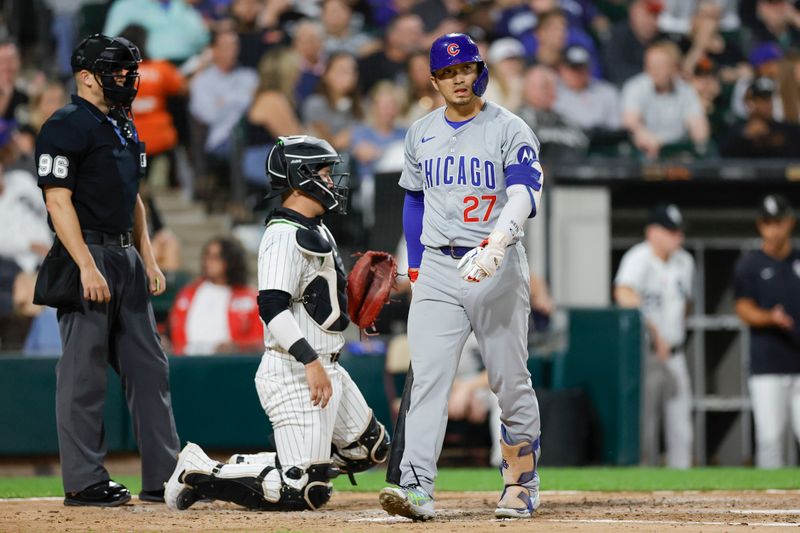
[403,190,425,269]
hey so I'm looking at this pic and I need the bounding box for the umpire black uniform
[35,35,179,506]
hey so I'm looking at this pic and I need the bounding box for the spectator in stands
[321,0,378,58]
[189,29,258,192]
[403,50,445,124]
[657,0,741,36]
[678,1,746,82]
[245,47,303,155]
[358,13,423,94]
[302,52,362,152]
[604,0,663,86]
[120,25,187,188]
[496,0,610,41]
[554,44,621,132]
[720,77,800,157]
[732,42,784,120]
[103,0,210,65]
[351,81,407,227]
[169,237,262,356]
[518,65,589,163]
[228,0,284,69]
[621,40,710,159]
[26,80,67,134]
[519,8,603,78]
[741,0,800,53]
[291,19,326,104]
[0,119,51,275]
[688,57,729,141]
[733,194,800,468]
[615,203,695,469]
[0,38,27,122]
[483,37,526,112]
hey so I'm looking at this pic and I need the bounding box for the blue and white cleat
[379,485,436,521]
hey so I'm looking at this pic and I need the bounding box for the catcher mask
[72,34,142,109]
[266,135,349,214]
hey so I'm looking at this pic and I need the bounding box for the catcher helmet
[71,34,142,109]
[429,33,489,96]
[266,135,349,214]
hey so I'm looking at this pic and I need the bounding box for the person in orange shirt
[120,25,186,185]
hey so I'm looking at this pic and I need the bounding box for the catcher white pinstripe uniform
[164,136,389,512]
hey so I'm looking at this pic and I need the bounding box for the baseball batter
[165,136,390,512]
[380,33,544,520]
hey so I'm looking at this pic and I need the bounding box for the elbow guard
[258,289,291,325]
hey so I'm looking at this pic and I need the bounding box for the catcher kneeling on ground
[165,136,394,512]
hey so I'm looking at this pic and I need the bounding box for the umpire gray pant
[56,244,180,493]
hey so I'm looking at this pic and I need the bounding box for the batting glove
[457,231,509,283]
[408,268,419,284]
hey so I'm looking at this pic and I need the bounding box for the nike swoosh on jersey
[421,136,436,143]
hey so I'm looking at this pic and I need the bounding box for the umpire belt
[83,230,133,248]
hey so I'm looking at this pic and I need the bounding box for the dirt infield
[2,490,799,532]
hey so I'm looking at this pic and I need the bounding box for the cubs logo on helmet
[429,33,489,97]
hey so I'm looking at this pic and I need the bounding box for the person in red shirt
[169,236,263,355]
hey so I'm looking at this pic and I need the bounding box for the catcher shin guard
[331,413,390,476]
[495,427,540,518]
[184,462,339,511]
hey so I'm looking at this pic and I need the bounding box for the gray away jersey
[399,101,542,247]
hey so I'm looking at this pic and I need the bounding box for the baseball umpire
[34,34,180,506]
[380,33,544,520]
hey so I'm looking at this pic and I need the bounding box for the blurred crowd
[2,0,800,356]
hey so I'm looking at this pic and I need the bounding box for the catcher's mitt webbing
[346,251,397,329]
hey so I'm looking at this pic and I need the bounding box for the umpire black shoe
[139,489,165,503]
[64,480,131,507]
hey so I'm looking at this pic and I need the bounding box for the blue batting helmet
[429,33,489,97]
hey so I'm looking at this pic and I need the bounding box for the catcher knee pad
[331,413,391,474]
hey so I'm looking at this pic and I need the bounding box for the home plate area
[1,490,799,532]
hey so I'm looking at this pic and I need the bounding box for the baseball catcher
[165,136,390,511]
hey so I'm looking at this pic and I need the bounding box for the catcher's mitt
[347,251,397,330]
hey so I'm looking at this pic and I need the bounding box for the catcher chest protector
[331,413,390,475]
[294,225,349,332]
[429,32,489,97]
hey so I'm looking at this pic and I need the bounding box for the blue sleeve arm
[403,190,425,269]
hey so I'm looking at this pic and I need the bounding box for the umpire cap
[429,33,489,96]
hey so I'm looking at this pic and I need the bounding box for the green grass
[1,468,799,498]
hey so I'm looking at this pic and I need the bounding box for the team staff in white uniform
[614,203,695,469]
[734,194,800,468]
[165,136,389,512]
